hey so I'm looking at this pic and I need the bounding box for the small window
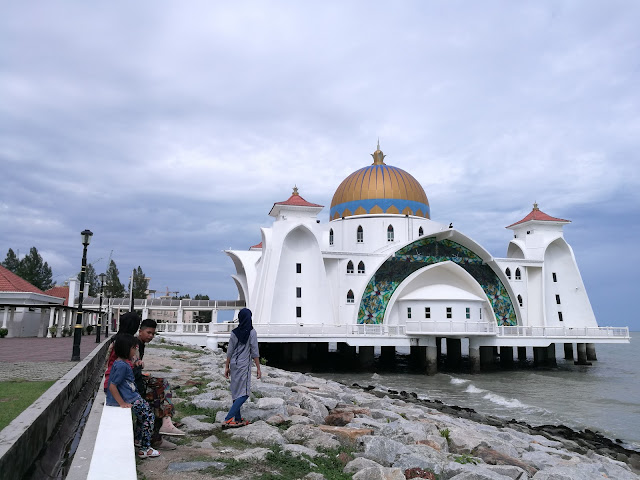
[387,225,394,242]
[296,287,301,298]
[526,230,531,235]
[407,307,412,319]
[465,307,470,319]
[418,226,424,237]
[425,307,430,319]
[479,308,482,319]
[517,294,523,307]
[357,261,365,274]
[347,290,354,304]
[506,268,511,280]
[329,229,334,246]
[296,263,302,273]
[558,311,563,322]
[556,294,561,305]
[346,260,354,274]
[357,225,363,243]
[515,268,521,280]
[296,306,302,318]
[552,272,557,282]
[446,307,452,319]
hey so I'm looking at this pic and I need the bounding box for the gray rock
[257,397,285,409]
[235,447,272,461]
[180,415,218,433]
[392,452,445,474]
[448,469,515,480]
[299,394,330,423]
[283,443,325,458]
[303,473,326,480]
[290,414,314,425]
[352,466,406,480]
[483,465,529,480]
[283,424,340,449]
[360,435,410,466]
[226,420,286,446]
[344,457,384,474]
[167,461,225,472]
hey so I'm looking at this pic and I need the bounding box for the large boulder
[225,420,286,446]
[359,435,410,467]
[344,457,385,474]
[283,424,341,449]
[352,466,407,480]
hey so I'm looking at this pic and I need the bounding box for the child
[106,333,160,459]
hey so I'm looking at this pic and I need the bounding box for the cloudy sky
[1,1,638,328]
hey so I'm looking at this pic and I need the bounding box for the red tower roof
[0,264,46,294]
[273,186,323,208]
[45,286,70,305]
[250,242,263,250]
[507,203,570,228]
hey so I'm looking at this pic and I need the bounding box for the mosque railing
[405,321,497,334]
[496,326,630,338]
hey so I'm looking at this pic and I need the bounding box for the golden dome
[330,144,430,220]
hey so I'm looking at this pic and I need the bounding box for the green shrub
[0,328,8,338]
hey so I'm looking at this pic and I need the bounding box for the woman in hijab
[223,308,261,427]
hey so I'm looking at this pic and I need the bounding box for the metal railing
[496,325,630,338]
[405,320,497,334]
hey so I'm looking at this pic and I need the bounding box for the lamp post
[71,229,93,361]
[96,273,106,343]
[105,288,110,338]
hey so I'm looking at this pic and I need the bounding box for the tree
[16,247,54,291]
[104,260,125,298]
[78,263,100,297]
[127,266,149,299]
[194,294,212,323]
[2,248,20,273]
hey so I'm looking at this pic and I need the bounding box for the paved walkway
[0,335,110,381]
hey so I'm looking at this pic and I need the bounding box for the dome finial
[292,185,299,196]
[533,201,539,211]
[371,140,386,165]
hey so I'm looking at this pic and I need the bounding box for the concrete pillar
[586,343,597,361]
[563,343,574,360]
[426,346,438,375]
[358,346,375,369]
[47,308,57,338]
[337,342,356,367]
[6,308,15,337]
[380,346,395,364]
[410,346,426,369]
[212,309,218,323]
[436,337,442,360]
[446,338,462,369]
[546,344,557,367]
[292,343,308,364]
[480,346,496,370]
[533,347,547,366]
[142,308,149,320]
[469,345,480,373]
[500,346,514,367]
[1,307,9,329]
[518,346,527,362]
[176,308,184,332]
[575,343,591,365]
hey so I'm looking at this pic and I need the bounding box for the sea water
[319,335,640,450]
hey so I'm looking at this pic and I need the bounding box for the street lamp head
[81,229,93,246]
[99,273,106,284]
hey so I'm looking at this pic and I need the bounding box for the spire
[292,185,299,196]
[533,201,539,211]
[371,140,386,165]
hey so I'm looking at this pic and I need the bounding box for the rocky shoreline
[140,342,640,479]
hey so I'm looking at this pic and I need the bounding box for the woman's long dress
[228,329,259,400]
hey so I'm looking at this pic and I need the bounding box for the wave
[464,384,485,394]
[450,377,470,385]
[483,392,528,409]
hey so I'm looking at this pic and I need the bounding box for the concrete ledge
[0,338,111,480]
[87,406,136,480]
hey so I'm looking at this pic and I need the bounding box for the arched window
[418,226,424,237]
[505,268,511,280]
[515,268,521,280]
[346,260,354,274]
[356,226,363,243]
[329,228,334,246]
[387,225,394,242]
[347,290,354,304]
[517,294,523,307]
[357,261,365,274]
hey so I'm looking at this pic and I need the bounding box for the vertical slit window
[387,225,394,242]
[357,226,363,243]
[329,228,334,246]
[446,307,452,319]
[506,268,511,280]
[407,307,412,319]
[418,226,424,237]
[296,287,301,298]
[465,307,470,319]
[556,294,561,305]
[558,311,563,322]
[296,263,302,273]
[425,307,430,319]
[296,306,302,318]
[552,272,557,282]
[518,294,523,307]
[515,268,521,280]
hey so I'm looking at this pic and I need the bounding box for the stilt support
[446,338,462,369]
[500,346,514,367]
[586,343,597,361]
[426,346,438,375]
[575,343,592,365]
[545,343,557,367]
[358,346,375,369]
[563,343,574,360]
[517,346,527,362]
[469,345,480,373]
[479,346,496,370]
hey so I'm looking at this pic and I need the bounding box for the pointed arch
[346,260,354,274]
[517,294,523,307]
[387,224,394,242]
[418,226,424,237]
[357,225,363,243]
[515,268,522,280]
[329,228,334,246]
[347,289,355,304]
[358,261,365,274]
[505,267,511,279]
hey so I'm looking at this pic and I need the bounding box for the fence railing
[156,321,629,339]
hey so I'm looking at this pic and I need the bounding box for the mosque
[223,143,629,372]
